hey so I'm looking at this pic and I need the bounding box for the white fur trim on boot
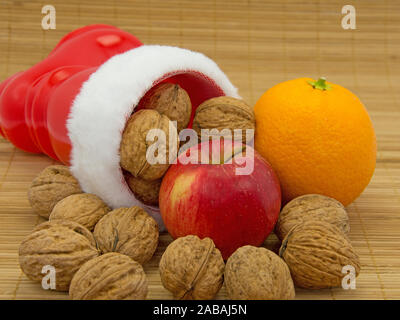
[67,45,239,230]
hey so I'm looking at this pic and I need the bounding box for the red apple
[159,140,281,259]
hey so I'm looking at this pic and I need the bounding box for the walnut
[140,82,192,133]
[125,173,161,206]
[69,252,148,300]
[49,193,111,231]
[225,246,295,300]
[279,220,361,289]
[192,96,255,144]
[120,109,178,181]
[19,220,99,291]
[159,235,224,300]
[275,194,350,240]
[28,165,82,218]
[93,207,159,264]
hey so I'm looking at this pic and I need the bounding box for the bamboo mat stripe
[0,0,400,300]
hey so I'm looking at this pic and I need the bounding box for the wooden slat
[0,0,399,300]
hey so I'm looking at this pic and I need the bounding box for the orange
[254,77,376,206]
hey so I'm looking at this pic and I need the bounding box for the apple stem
[223,145,247,164]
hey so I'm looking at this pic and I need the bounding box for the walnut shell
[28,165,82,218]
[93,207,159,264]
[69,252,148,300]
[49,193,111,231]
[141,83,192,133]
[225,246,295,300]
[120,109,178,181]
[275,194,350,240]
[279,220,361,289]
[125,173,161,206]
[19,220,99,291]
[159,235,225,300]
[192,96,255,144]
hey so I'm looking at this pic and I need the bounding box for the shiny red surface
[0,25,142,155]
[31,66,90,162]
[25,73,51,152]
[0,72,23,139]
[47,67,97,165]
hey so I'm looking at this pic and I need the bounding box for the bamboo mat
[0,0,399,300]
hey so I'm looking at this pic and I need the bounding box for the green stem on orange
[307,77,332,91]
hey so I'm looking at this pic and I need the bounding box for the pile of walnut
[21,164,361,299]
[120,83,191,206]
[160,194,361,299]
[120,83,255,206]
[21,165,158,299]
[276,194,360,290]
